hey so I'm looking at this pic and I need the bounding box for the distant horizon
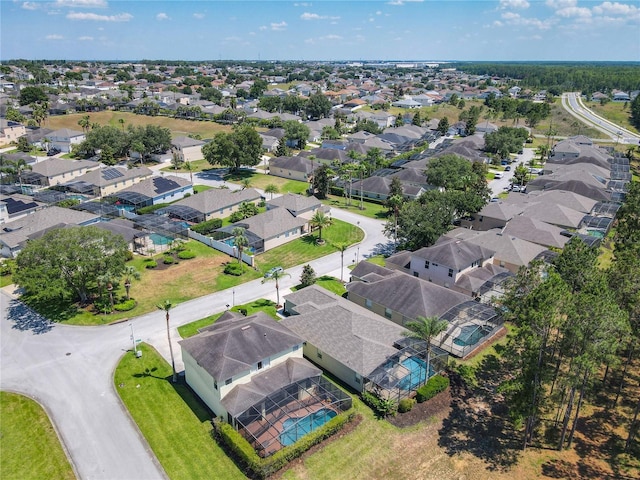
[2,1,639,62]
[3,59,640,64]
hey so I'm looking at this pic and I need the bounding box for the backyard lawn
[0,392,76,480]
[224,169,309,195]
[113,344,246,480]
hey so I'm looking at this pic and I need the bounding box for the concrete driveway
[0,208,389,480]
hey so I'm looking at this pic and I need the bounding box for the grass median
[0,391,76,480]
[113,343,246,480]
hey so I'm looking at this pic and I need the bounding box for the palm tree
[261,269,290,308]
[122,266,140,300]
[184,161,194,184]
[118,118,125,132]
[265,183,279,200]
[156,300,178,383]
[241,178,252,190]
[310,209,332,243]
[335,242,348,282]
[78,114,91,133]
[403,316,448,383]
[231,227,248,267]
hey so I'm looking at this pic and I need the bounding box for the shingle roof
[172,136,205,148]
[225,207,307,240]
[117,175,190,198]
[29,158,99,178]
[171,188,261,215]
[502,216,569,249]
[347,267,469,319]
[413,237,495,270]
[281,287,407,377]
[178,311,303,382]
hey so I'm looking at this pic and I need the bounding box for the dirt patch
[387,388,452,429]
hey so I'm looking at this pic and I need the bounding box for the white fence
[188,230,255,267]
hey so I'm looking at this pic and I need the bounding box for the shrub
[177,250,196,259]
[114,299,136,311]
[398,398,415,413]
[137,204,168,215]
[361,390,397,418]
[450,362,478,387]
[213,410,356,479]
[191,218,223,235]
[124,250,134,261]
[145,260,157,269]
[415,375,449,403]
[163,255,174,265]
[224,263,243,276]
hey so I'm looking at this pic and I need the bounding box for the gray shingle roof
[29,158,99,178]
[414,237,495,270]
[117,175,190,197]
[171,188,261,215]
[226,207,307,241]
[502,216,569,249]
[347,267,469,319]
[266,193,321,215]
[178,311,303,382]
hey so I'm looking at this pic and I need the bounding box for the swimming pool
[397,356,434,391]
[280,408,337,446]
[453,324,493,347]
[149,233,174,246]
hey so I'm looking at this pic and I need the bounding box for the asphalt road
[561,92,640,145]
[0,206,388,480]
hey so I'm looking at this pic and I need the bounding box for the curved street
[0,206,388,480]
[561,92,640,145]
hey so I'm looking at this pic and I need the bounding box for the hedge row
[415,374,449,403]
[213,410,355,480]
[190,218,223,235]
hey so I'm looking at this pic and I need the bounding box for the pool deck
[240,400,339,457]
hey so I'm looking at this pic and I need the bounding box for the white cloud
[55,0,108,7]
[156,12,170,21]
[46,34,64,40]
[376,10,382,15]
[554,6,591,18]
[545,0,577,9]
[300,12,339,20]
[78,36,93,41]
[499,0,530,9]
[193,13,205,19]
[294,3,312,6]
[387,0,423,5]
[21,2,39,10]
[500,11,552,29]
[593,1,639,17]
[259,25,268,31]
[271,21,287,31]
[66,11,132,21]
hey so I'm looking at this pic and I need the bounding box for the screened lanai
[434,300,503,358]
[363,339,448,403]
[156,204,204,223]
[231,375,352,458]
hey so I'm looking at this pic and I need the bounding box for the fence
[188,229,255,267]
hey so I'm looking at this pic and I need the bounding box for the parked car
[504,165,511,171]
[264,266,284,278]
[494,172,503,179]
[47,147,61,156]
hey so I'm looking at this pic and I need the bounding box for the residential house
[0,119,26,144]
[94,218,149,254]
[0,193,45,224]
[64,166,153,197]
[47,128,85,153]
[350,175,425,201]
[269,156,316,182]
[0,206,99,258]
[346,262,469,327]
[21,158,100,187]
[111,175,193,208]
[162,188,262,222]
[171,136,205,162]
[179,310,350,457]
[265,193,324,221]
[501,215,569,249]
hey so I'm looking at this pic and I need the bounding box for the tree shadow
[437,356,521,472]
[169,376,214,424]
[6,298,53,334]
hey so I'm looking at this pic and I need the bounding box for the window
[424,260,430,269]
[214,380,218,390]
[317,349,323,359]
[413,272,418,277]
[448,268,453,278]
[385,307,392,319]
[225,378,232,386]
[365,298,372,308]
[293,344,299,352]
[257,361,263,370]
[355,373,362,384]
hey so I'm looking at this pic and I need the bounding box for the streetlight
[232,289,235,307]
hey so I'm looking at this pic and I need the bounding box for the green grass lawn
[160,159,211,173]
[113,344,246,480]
[224,169,309,195]
[0,391,76,480]
[324,194,389,220]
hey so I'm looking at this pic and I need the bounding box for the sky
[1,0,639,62]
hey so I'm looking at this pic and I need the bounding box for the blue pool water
[280,408,337,446]
[149,233,173,245]
[398,356,434,391]
[453,324,493,347]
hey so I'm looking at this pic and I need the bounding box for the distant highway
[561,92,640,145]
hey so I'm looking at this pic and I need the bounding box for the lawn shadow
[170,376,214,424]
[437,355,521,472]
[6,298,54,334]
